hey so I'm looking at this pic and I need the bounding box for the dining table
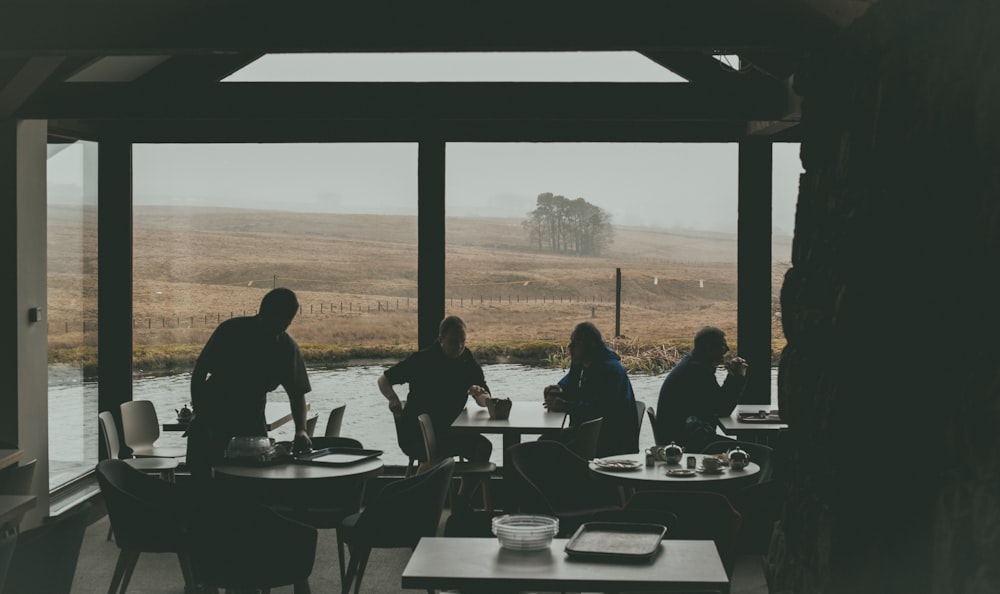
[163,401,315,432]
[401,536,730,593]
[588,452,760,495]
[450,405,567,466]
[718,404,787,446]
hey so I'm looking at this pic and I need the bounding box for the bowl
[224,436,274,460]
[491,514,559,551]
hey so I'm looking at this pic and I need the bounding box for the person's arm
[287,388,312,452]
[713,357,748,416]
[468,384,490,407]
[378,373,404,416]
[190,328,222,413]
[466,354,490,407]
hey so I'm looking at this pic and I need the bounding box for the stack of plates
[492,514,559,551]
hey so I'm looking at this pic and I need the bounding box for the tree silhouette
[522,193,613,255]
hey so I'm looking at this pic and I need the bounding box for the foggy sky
[46,52,803,235]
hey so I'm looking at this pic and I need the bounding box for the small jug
[728,446,750,470]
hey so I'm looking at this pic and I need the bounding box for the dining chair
[635,399,647,433]
[0,531,16,593]
[392,400,423,478]
[339,457,454,594]
[118,401,187,459]
[1,501,91,594]
[646,406,669,445]
[506,440,622,537]
[624,489,743,576]
[0,459,37,535]
[270,435,368,583]
[187,493,317,593]
[417,413,495,511]
[95,459,196,593]
[324,403,347,437]
[566,417,603,460]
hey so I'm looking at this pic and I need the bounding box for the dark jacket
[655,352,743,450]
[557,346,639,457]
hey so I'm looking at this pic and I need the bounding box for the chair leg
[106,522,114,541]
[293,579,311,594]
[481,477,492,511]
[353,548,372,594]
[336,530,347,581]
[109,549,139,594]
[177,552,196,592]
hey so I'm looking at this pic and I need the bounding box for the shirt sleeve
[384,350,421,386]
[282,337,312,395]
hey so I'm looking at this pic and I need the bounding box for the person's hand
[292,430,312,453]
[543,385,563,409]
[388,398,403,417]
[543,395,567,412]
[468,385,490,407]
[725,356,748,377]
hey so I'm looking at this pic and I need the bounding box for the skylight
[224,52,687,83]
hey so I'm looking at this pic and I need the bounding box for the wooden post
[615,268,622,337]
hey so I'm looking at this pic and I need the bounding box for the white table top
[450,406,567,435]
[402,537,729,593]
[589,452,759,489]
[0,450,23,472]
[0,495,36,526]
[213,457,383,482]
[719,404,787,433]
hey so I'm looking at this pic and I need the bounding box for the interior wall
[771,0,1000,592]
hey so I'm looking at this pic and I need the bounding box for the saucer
[696,466,726,474]
[593,458,644,472]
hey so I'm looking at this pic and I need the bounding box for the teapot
[727,446,750,470]
[653,441,685,465]
[175,404,193,422]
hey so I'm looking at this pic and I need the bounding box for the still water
[51,363,779,469]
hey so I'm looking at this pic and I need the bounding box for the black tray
[293,447,383,466]
[564,522,667,562]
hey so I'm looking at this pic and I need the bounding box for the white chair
[324,403,346,437]
[417,413,495,510]
[118,401,187,459]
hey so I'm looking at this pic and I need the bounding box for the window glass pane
[772,142,801,354]
[47,140,99,489]
[446,143,739,453]
[132,143,418,465]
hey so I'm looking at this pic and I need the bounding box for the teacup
[701,456,722,471]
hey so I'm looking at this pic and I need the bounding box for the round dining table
[212,457,385,509]
[588,452,760,492]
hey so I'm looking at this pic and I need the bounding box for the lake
[49,363,779,470]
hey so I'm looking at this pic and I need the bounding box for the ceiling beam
[19,81,792,122]
[0,56,64,117]
[0,0,829,57]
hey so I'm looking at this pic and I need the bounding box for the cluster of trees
[522,192,614,255]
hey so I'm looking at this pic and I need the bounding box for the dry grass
[47,205,790,370]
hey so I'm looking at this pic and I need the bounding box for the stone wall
[771,0,1000,592]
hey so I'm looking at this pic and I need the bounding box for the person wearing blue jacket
[543,322,639,457]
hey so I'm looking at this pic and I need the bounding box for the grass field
[47,204,791,371]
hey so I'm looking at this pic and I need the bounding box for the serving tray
[564,522,667,561]
[294,447,383,466]
[737,411,783,423]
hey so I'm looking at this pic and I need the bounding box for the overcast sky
[47,52,803,235]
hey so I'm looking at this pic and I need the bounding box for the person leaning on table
[542,321,640,458]
[654,325,747,452]
[186,287,313,479]
[377,315,492,505]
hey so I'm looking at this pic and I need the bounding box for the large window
[131,143,419,462]
[47,140,99,489]
[772,143,802,353]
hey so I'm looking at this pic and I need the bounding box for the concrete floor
[73,512,769,594]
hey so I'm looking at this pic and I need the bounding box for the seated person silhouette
[542,322,639,458]
[655,326,747,452]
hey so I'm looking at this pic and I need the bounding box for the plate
[592,458,644,472]
[696,466,726,474]
[666,469,696,477]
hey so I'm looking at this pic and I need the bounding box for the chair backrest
[506,440,622,519]
[625,489,743,576]
[635,400,646,431]
[646,406,665,444]
[324,404,346,437]
[416,413,440,465]
[568,417,603,460]
[304,415,318,437]
[119,400,161,450]
[98,411,122,459]
[701,440,774,483]
[353,458,455,548]
[2,501,91,594]
[95,459,187,552]
[0,459,36,496]
[188,495,317,590]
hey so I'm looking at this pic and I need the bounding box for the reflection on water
[52,363,779,469]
